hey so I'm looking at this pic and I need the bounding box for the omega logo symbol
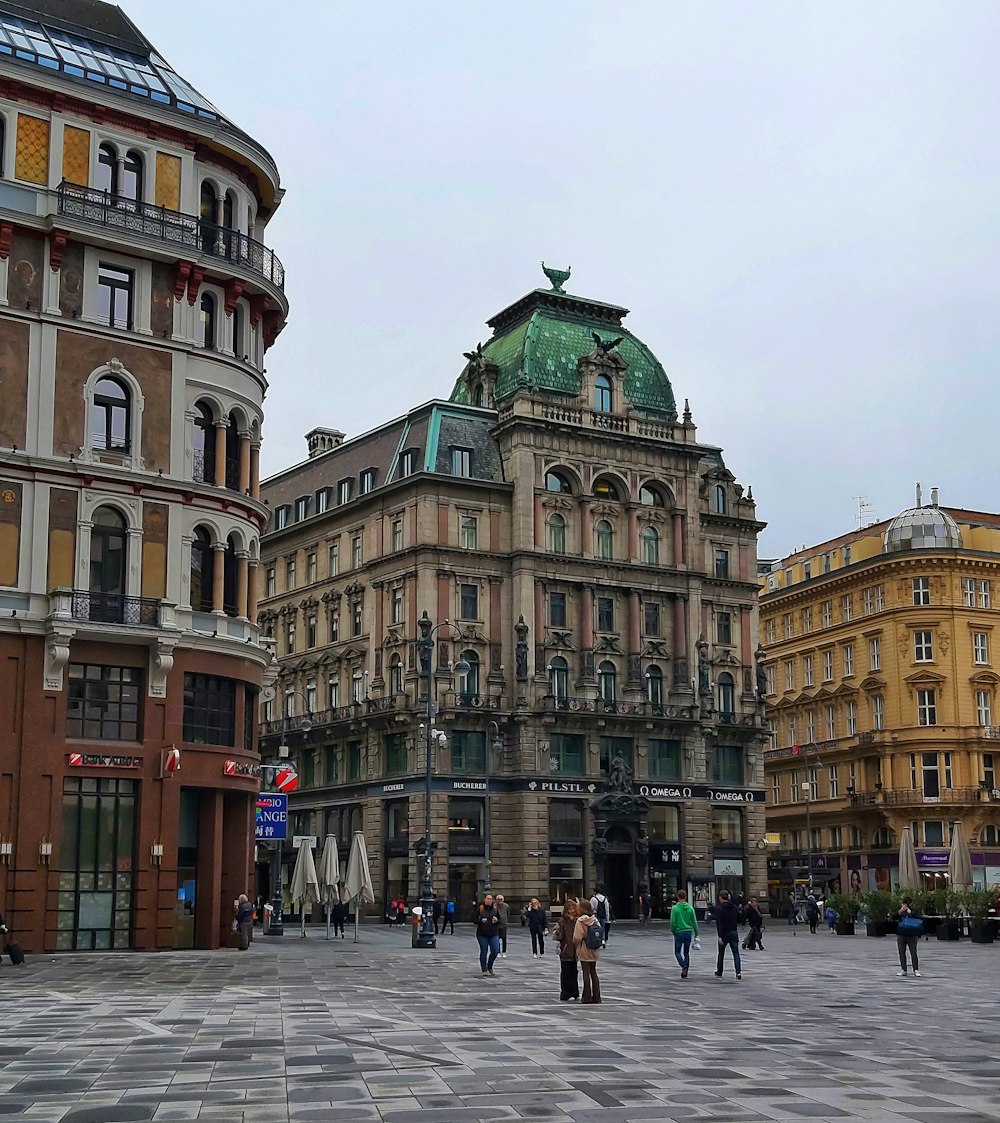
[0,489,14,504]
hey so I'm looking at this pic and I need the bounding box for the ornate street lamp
[483,720,504,894]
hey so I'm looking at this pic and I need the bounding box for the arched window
[593,477,619,501]
[459,650,479,703]
[122,150,143,204]
[192,402,215,483]
[389,655,403,696]
[596,520,614,560]
[548,512,566,554]
[232,304,244,359]
[640,484,666,507]
[352,670,364,704]
[713,485,727,514]
[222,190,236,257]
[224,413,240,490]
[646,665,663,706]
[473,385,484,407]
[594,374,612,413]
[91,377,130,452]
[981,824,1000,846]
[222,534,238,616]
[549,656,568,702]
[200,182,218,254]
[200,292,216,350]
[598,661,617,704]
[642,525,660,565]
[717,672,735,717]
[89,506,127,620]
[872,826,895,849]
[190,526,214,611]
[96,143,117,194]
[545,470,573,494]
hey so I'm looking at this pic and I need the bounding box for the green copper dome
[450,270,677,418]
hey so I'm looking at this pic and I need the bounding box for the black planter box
[834,920,855,936]
[885,920,898,936]
[936,920,962,941]
[969,922,995,944]
[922,916,941,937]
[866,921,888,937]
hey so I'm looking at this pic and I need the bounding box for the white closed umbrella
[948,821,973,891]
[898,825,920,890]
[289,838,320,938]
[344,830,375,943]
[317,834,341,940]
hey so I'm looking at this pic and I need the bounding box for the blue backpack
[584,919,604,950]
[445,900,455,914]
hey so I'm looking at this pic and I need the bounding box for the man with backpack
[441,897,456,934]
[590,887,613,947]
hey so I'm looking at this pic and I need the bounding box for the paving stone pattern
[0,922,998,1121]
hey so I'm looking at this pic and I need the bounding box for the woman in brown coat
[573,899,602,1004]
[552,898,580,1001]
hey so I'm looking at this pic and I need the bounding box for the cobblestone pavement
[1,920,998,1122]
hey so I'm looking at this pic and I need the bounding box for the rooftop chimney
[930,486,939,508]
[305,427,345,459]
[915,482,922,508]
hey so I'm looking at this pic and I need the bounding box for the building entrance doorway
[602,824,636,919]
[175,789,199,949]
[448,861,480,921]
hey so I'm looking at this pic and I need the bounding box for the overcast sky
[127,1,1000,557]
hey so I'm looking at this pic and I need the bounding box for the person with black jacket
[896,896,923,977]
[475,893,502,977]
[527,898,547,957]
[741,897,764,951]
[234,894,254,951]
[713,890,742,979]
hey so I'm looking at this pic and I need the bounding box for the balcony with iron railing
[56,181,285,291]
[536,694,698,721]
[259,695,401,740]
[71,590,161,627]
[850,786,987,809]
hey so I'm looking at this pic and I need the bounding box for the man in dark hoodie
[475,892,502,977]
[713,889,742,980]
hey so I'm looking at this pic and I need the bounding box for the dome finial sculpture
[541,261,571,293]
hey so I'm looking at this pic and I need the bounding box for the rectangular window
[803,561,812,581]
[450,730,486,774]
[460,583,479,620]
[316,487,332,514]
[921,751,939,798]
[360,468,376,494]
[714,549,730,579]
[826,704,835,739]
[550,592,567,628]
[398,449,416,478]
[823,553,832,574]
[66,663,142,740]
[384,732,407,775]
[306,616,316,648]
[981,581,992,609]
[459,516,477,550]
[295,496,309,522]
[182,673,236,745]
[828,765,839,798]
[822,650,833,682]
[841,594,852,622]
[550,733,585,774]
[328,678,339,708]
[964,578,976,607]
[712,744,743,786]
[329,541,340,575]
[802,607,813,633]
[275,505,290,530]
[843,644,854,676]
[771,774,780,804]
[843,545,852,565]
[924,820,945,847]
[977,690,992,727]
[765,618,775,644]
[352,600,363,636]
[847,701,857,736]
[873,695,884,730]
[807,766,819,800]
[863,588,873,616]
[821,600,832,628]
[451,447,472,477]
[944,751,953,788]
[784,661,794,692]
[849,762,857,791]
[347,741,362,780]
[917,689,937,726]
[351,535,362,568]
[265,567,275,597]
[806,709,815,741]
[974,632,990,665]
[984,752,996,789]
[644,601,661,636]
[97,264,133,329]
[914,630,933,662]
[783,613,793,639]
[765,664,775,694]
[829,825,842,850]
[648,739,681,781]
[912,576,930,606]
[285,621,295,653]
[286,558,296,590]
[391,519,404,552]
[329,608,339,642]
[391,587,404,625]
[307,552,317,584]
[338,479,353,505]
[875,585,884,611]
[787,714,797,747]
[597,596,615,632]
[803,655,814,687]
[790,770,799,803]
[716,611,732,645]
[869,637,880,671]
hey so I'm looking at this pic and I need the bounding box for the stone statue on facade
[515,614,529,680]
[417,610,433,675]
[607,753,634,794]
[697,638,711,696]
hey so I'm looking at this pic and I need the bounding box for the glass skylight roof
[0,11,225,123]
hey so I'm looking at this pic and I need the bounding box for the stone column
[250,444,261,500]
[235,553,249,620]
[212,544,226,614]
[247,561,259,623]
[238,432,251,494]
[673,511,685,567]
[627,506,639,560]
[213,421,227,488]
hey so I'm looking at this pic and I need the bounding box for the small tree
[859,888,894,922]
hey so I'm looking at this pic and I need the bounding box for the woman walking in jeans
[669,889,699,978]
[475,893,502,977]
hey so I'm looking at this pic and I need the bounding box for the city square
[0,923,998,1123]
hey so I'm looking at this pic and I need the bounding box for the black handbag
[5,940,24,966]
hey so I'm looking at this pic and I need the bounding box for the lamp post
[484,720,503,894]
[801,781,813,895]
[415,612,469,949]
[263,691,311,937]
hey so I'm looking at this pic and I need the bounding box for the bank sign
[255,794,288,840]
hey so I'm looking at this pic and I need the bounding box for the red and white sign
[224,760,261,779]
[163,747,181,775]
[274,766,299,792]
[790,744,802,756]
[68,752,142,769]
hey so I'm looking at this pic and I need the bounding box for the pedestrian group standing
[573,899,603,1003]
[553,899,580,1000]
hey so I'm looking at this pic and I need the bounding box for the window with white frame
[765,618,775,644]
[784,661,794,691]
[863,588,873,616]
[842,593,852,622]
[771,774,780,804]
[338,479,353,505]
[976,689,992,727]
[843,643,854,676]
[360,468,376,494]
[843,545,852,565]
[790,770,799,802]
[849,761,857,791]
[822,650,833,681]
[872,694,884,730]
[804,561,812,581]
[391,586,404,625]
[847,700,857,736]
[265,566,275,597]
[391,518,404,552]
[912,576,930,606]
[869,637,880,671]
[803,655,814,687]
[765,664,775,695]
[307,551,317,583]
[828,764,839,797]
[783,613,793,639]
[875,585,884,611]
[460,515,477,550]
[802,606,813,633]
[806,710,815,741]
[981,580,992,609]
[964,578,976,607]
[787,714,797,747]
[914,631,933,662]
[808,767,819,800]
[821,600,832,628]
[285,557,296,590]
[295,496,309,522]
[351,535,362,568]
[316,487,332,514]
[917,689,937,726]
[826,704,836,739]
[984,752,996,788]
[974,632,990,665]
[328,540,340,575]
[829,825,842,849]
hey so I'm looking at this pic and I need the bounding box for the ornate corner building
[760,492,1000,900]
[0,0,287,950]
[259,268,767,920]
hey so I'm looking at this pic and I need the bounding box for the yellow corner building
[760,489,1000,905]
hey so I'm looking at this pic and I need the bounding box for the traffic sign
[255,793,287,840]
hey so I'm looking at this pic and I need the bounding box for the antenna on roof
[853,496,877,529]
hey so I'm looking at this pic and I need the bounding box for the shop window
[548,800,584,840]
[182,673,236,745]
[66,664,142,740]
[447,797,483,837]
[712,808,743,846]
[386,799,409,839]
[648,804,680,841]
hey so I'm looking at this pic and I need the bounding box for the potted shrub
[920,888,946,937]
[826,892,859,935]
[936,887,963,941]
[965,889,995,944]
[860,889,894,936]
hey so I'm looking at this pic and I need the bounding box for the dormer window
[316,487,332,513]
[398,448,417,478]
[713,485,727,514]
[295,496,310,522]
[451,447,472,478]
[594,374,613,413]
[360,468,376,494]
[338,479,353,505]
[275,505,291,530]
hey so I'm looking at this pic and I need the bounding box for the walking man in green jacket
[670,889,699,979]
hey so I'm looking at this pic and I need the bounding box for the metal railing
[538,695,696,720]
[850,787,986,808]
[260,696,399,738]
[71,590,161,626]
[57,181,285,290]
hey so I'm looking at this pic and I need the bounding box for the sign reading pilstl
[255,794,287,840]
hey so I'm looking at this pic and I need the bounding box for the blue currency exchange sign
[255,793,288,840]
